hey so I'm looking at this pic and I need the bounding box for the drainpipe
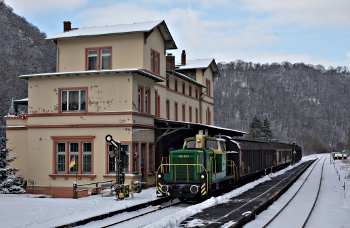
[199,88,204,124]
[199,98,202,124]
[56,47,59,72]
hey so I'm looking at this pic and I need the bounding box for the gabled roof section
[166,69,206,88]
[175,58,221,77]
[46,20,177,50]
[18,69,164,82]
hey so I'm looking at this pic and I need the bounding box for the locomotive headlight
[201,174,205,179]
[196,138,201,143]
[157,174,162,179]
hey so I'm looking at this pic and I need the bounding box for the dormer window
[86,47,111,70]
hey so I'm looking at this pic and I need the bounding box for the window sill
[103,173,132,177]
[49,174,96,181]
[61,110,86,113]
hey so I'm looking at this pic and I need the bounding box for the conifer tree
[261,118,273,140]
[249,116,262,139]
[249,116,273,140]
[0,136,25,194]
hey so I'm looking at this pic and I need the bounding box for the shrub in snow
[0,137,25,194]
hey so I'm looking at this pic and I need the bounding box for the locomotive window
[186,140,196,148]
[219,141,225,151]
[198,152,203,173]
[205,140,218,149]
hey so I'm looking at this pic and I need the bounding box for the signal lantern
[120,173,125,184]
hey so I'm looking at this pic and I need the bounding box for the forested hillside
[214,61,350,154]
[0,2,56,136]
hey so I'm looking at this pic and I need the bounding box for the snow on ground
[0,188,158,228]
[244,154,350,228]
[0,154,349,228]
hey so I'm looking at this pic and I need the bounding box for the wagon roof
[269,141,292,150]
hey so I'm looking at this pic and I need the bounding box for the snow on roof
[46,20,177,50]
[175,59,221,77]
[166,69,206,88]
[13,98,28,102]
[175,59,215,70]
[18,69,164,82]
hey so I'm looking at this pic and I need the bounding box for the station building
[5,20,245,198]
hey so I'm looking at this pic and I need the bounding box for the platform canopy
[154,119,247,143]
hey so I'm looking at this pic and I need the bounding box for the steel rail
[100,201,182,228]
[302,156,326,227]
[263,156,326,228]
[200,160,313,228]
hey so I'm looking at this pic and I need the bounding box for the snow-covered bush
[0,136,25,194]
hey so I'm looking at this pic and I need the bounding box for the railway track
[176,160,315,228]
[263,155,326,228]
[95,200,183,228]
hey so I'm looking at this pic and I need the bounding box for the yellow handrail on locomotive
[197,154,199,173]
[227,160,238,182]
[156,163,208,182]
[209,157,216,174]
[160,156,169,173]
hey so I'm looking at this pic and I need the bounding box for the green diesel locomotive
[156,130,237,201]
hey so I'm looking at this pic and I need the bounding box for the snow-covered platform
[178,159,315,227]
[0,187,168,228]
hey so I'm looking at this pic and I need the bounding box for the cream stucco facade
[6,20,219,198]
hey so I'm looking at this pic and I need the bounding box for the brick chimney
[181,50,186,66]
[63,21,71,32]
[166,53,175,70]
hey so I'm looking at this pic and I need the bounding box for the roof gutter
[18,69,165,83]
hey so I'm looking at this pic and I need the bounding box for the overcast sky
[3,0,350,68]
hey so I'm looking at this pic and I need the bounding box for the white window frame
[87,50,98,70]
[82,142,92,174]
[145,89,149,113]
[69,142,79,174]
[61,89,86,112]
[86,47,111,70]
[56,142,65,174]
[100,49,111,70]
